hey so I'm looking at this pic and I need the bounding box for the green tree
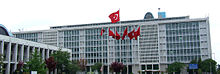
[200,59,217,74]
[0,54,4,73]
[51,49,70,73]
[91,62,102,74]
[198,69,202,74]
[217,64,220,74]
[23,50,47,74]
[166,62,185,74]
[66,60,80,74]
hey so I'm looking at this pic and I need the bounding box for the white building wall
[0,35,71,74]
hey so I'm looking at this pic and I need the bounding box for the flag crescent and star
[100,10,140,40]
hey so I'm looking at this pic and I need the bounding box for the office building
[13,15,211,74]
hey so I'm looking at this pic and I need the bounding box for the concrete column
[0,41,4,55]
[46,49,49,58]
[6,42,11,74]
[108,65,109,74]
[21,45,24,61]
[37,47,40,55]
[0,40,4,72]
[32,47,35,53]
[42,48,45,60]
[13,44,18,72]
[27,46,30,61]
[69,50,72,60]
[51,50,54,54]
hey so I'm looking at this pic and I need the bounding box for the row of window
[64,42,79,48]
[64,36,79,41]
[167,42,200,49]
[63,30,79,35]
[167,48,200,55]
[87,59,108,64]
[141,64,159,70]
[15,33,38,42]
[16,33,38,38]
[85,53,105,57]
[85,41,102,46]
[166,35,200,42]
[167,55,201,62]
[166,22,199,29]
[85,47,107,52]
[166,29,199,35]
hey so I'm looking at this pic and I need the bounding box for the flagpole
[119,9,128,74]
[101,27,104,74]
[107,27,110,74]
[119,9,122,64]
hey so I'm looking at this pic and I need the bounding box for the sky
[0,0,220,63]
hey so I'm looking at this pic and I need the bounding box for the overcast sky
[0,0,220,63]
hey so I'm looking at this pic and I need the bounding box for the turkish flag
[121,27,128,40]
[134,26,140,40]
[109,10,120,23]
[109,28,115,38]
[101,28,105,36]
[128,29,135,40]
[115,29,120,40]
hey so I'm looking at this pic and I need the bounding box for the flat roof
[50,16,190,29]
[0,34,71,52]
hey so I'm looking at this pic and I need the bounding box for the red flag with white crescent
[109,28,115,38]
[122,27,128,40]
[115,29,121,40]
[100,28,105,36]
[128,29,135,40]
[134,26,140,40]
[109,10,120,23]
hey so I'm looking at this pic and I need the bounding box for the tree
[66,60,80,74]
[91,62,102,74]
[16,61,24,71]
[23,50,47,74]
[217,64,220,74]
[0,54,4,73]
[166,62,185,74]
[45,56,57,73]
[200,59,217,74]
[78,59,87,71]
[110,62,124,74]
[51,49,70,73]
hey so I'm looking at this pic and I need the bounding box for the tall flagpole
[101,27,104,74]
[119,9,122,63]
[107,27,110,74]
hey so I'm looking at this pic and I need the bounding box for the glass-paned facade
[166,22,201,62]
[15,33,38,42]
